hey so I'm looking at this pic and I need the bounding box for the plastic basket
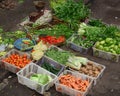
[54,70,93,96]
[36,56,65,76]
[0,49,32,73]
[16,63,57,94]
[67,34,93,54]
[93,43,120,62]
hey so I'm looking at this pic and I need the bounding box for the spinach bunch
[54,0,90,30]
[88,19,106,27]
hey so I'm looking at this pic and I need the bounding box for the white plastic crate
[70,60,106,85]
[93,43,120,62]
[16,63,57,94]
[54,70,93,96]
[0,49,32,73]
[36,56,65,76]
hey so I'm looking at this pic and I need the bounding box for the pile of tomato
[38,35,65,45]
[2,54,32,68]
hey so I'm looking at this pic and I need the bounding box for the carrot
[59,74,90,92]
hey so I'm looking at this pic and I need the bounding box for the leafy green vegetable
[70,35,94,48]
[45,48,72,64]
[30,73,52,85]
[88,19,106,27]
[31,24,74,39]
[53,0,90,30]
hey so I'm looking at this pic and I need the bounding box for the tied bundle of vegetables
[31,41,48,60]
[41,63,60,75]
[2,54,31,68]
[66,56,88,70]
[59,74,90,92]
[38,35,65,45]
[30,73,52,85]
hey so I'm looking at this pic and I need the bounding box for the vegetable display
[69,35,94,48]
[30,73,52,85]
[75,61,103,77]
[59,74,90,92]
[2,54,31,68]
[66,56,88,70]
[31,41,48,60]
[31,24,74,39]
[53,0,90,30]
[38,35,65,45]
[45,48,72,65]
[41,63,60,75]
[95,38,120,54]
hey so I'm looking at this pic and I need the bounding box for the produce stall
[0,0,120,96]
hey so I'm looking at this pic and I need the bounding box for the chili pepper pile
[38,35,65,45]
[41,63,60,75]
[59,74,90,92]
[2,54,31,68]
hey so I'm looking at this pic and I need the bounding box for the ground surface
[0,0,120,96]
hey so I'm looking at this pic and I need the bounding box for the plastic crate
[0,49,32,73]
[93,43,120,62]
[70,60,106,85]
[16,63,57,94]
[67,34,93,54]
[55,70,93,96]
[36,56,65,76]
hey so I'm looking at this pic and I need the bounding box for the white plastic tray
[0,49,32,73]
[54,70,93,96]
[16,63,57,94]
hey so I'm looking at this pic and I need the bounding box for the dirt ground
[0,0,120,96]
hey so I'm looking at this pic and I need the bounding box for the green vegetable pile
[74,22,120,49]
[95,38,120,54]
[41,63,60,75]
[31,24,74,39]
[53,0,90,30]
[30,73,52,85]
[70,35,94,48]
[45,48,72,65]
[88,19,106,27]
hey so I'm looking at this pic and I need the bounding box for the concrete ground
[0,0,120,96]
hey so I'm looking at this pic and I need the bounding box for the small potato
[97,66,103,71]
[88,70,93,75]
[94,70,100,75]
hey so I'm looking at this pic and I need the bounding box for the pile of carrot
[2,54,31,68]
[59,74,90,92]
